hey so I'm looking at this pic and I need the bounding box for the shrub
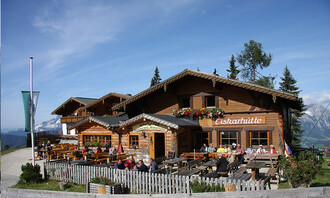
[91,176,116,185]
[279,151,324,188]
[190,180,225,193]
[88,141,99,147]
[18,163,42,184]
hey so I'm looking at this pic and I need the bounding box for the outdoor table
[182,152,207,159]
[175,168,202,176]
[163,158,187,173]
[245,161,265,180]
[200,160,217,172]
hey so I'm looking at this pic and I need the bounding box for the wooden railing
[44,162,266,194]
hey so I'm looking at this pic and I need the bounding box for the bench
[187,159,203,169]
[155,156,167,169]
[217,159,240,177]
[112,154,136,163]
[203,171,220,178]
[265,167,278,178]
[89,152,108,164]
[227,173,252,181]
[235,166,248,174]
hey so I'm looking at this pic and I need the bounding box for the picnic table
[227,173,252,181]
[245,161,265,180]
[182,152,207,159]
[163,158,187,173]
[244,154,280,167]
[174,168,203,176]
[200,160,217,172]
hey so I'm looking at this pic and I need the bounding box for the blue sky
[2,0,330,130]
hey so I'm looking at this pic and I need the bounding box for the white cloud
[302,90,330,106]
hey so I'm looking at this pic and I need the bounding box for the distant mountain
[1,116,62,150]
[35,116,62,132]
[300,103,330,148]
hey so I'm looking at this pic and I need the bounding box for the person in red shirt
[125,159,137,170]
[96,145,102,154]
[267,145,277,154]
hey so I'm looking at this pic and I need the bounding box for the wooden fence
[44,162,265,194]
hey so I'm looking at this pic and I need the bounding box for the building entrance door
[149,133,165,159]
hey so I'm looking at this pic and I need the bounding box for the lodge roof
[80,92,131,112]
[112,69,299,110]
[119,113,200,129]
[68,113,129,130]
[51,97,98,115]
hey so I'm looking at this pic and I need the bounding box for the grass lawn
[310,157,330,187]
[12,179,86,193]
[279,157,330,189]
[1,148,24,156]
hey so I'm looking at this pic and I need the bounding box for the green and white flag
[22,91,40,132]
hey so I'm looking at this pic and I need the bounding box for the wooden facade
[53,69,299,158]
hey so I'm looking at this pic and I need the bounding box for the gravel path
[1,147,46,190]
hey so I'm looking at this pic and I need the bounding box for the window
[250,131,268,146]
[205,96,216,107]
[83,135,112,146]
[220,132,237,145]
[129,135,139,149]
[194,132,208,149]
[181,97,191,108]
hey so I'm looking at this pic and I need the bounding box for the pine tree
[254,75,275,89]
[237,40,272,82]
[279,66,306,150]
[226,55,240,80]
[150,66,162,87]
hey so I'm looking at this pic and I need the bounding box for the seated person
[208,143,216,153]
[216,154,229,172]
[96,145,102,154]
[138,160,149,172]
[246,145,255,154]
[82,146,94,158]
[256,145,266,154]
[109,145,117,155]
[149,158,158,172]
[226,152,235,164]
[125,159,137,170]
[217,144,225,153]
[114,159,126,170]
[200,143,208,152]
[223,145,231,153]
[267,145,277,154]
[37,142,44,159]
[235,144,245,163]
[103,145,110,153]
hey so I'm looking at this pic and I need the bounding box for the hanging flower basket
[173,108,224,119]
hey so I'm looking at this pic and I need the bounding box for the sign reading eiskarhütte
[213,116,265,125]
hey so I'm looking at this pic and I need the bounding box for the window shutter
[215,96,219,108]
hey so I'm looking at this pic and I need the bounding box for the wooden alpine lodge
[52,69,300,159]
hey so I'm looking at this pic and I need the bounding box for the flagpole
[30,57,35,166]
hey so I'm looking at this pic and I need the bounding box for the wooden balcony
[61,116,86,123]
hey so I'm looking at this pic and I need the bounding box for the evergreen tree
[150,66,162,87]
[237,40,272,82]
[279,66,306,150]
[213,68,219,76]
[197,67,200,71]
[226,55,240,80]
[254,75,275,89]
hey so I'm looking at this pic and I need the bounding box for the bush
[18,163,42,184]
[91,176,116,185]
[190,180,225,193]
[279,151,324,188]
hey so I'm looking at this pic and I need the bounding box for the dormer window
[180,97,191,109]
[205,96,216,107]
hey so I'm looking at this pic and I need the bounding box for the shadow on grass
[310,182,330,187]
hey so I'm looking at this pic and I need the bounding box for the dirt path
[1,147,46,190]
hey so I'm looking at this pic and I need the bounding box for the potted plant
[88,176,123,194]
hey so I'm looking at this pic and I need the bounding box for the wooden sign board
[213,116,266,126]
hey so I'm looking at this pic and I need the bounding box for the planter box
[87,182,123,194]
